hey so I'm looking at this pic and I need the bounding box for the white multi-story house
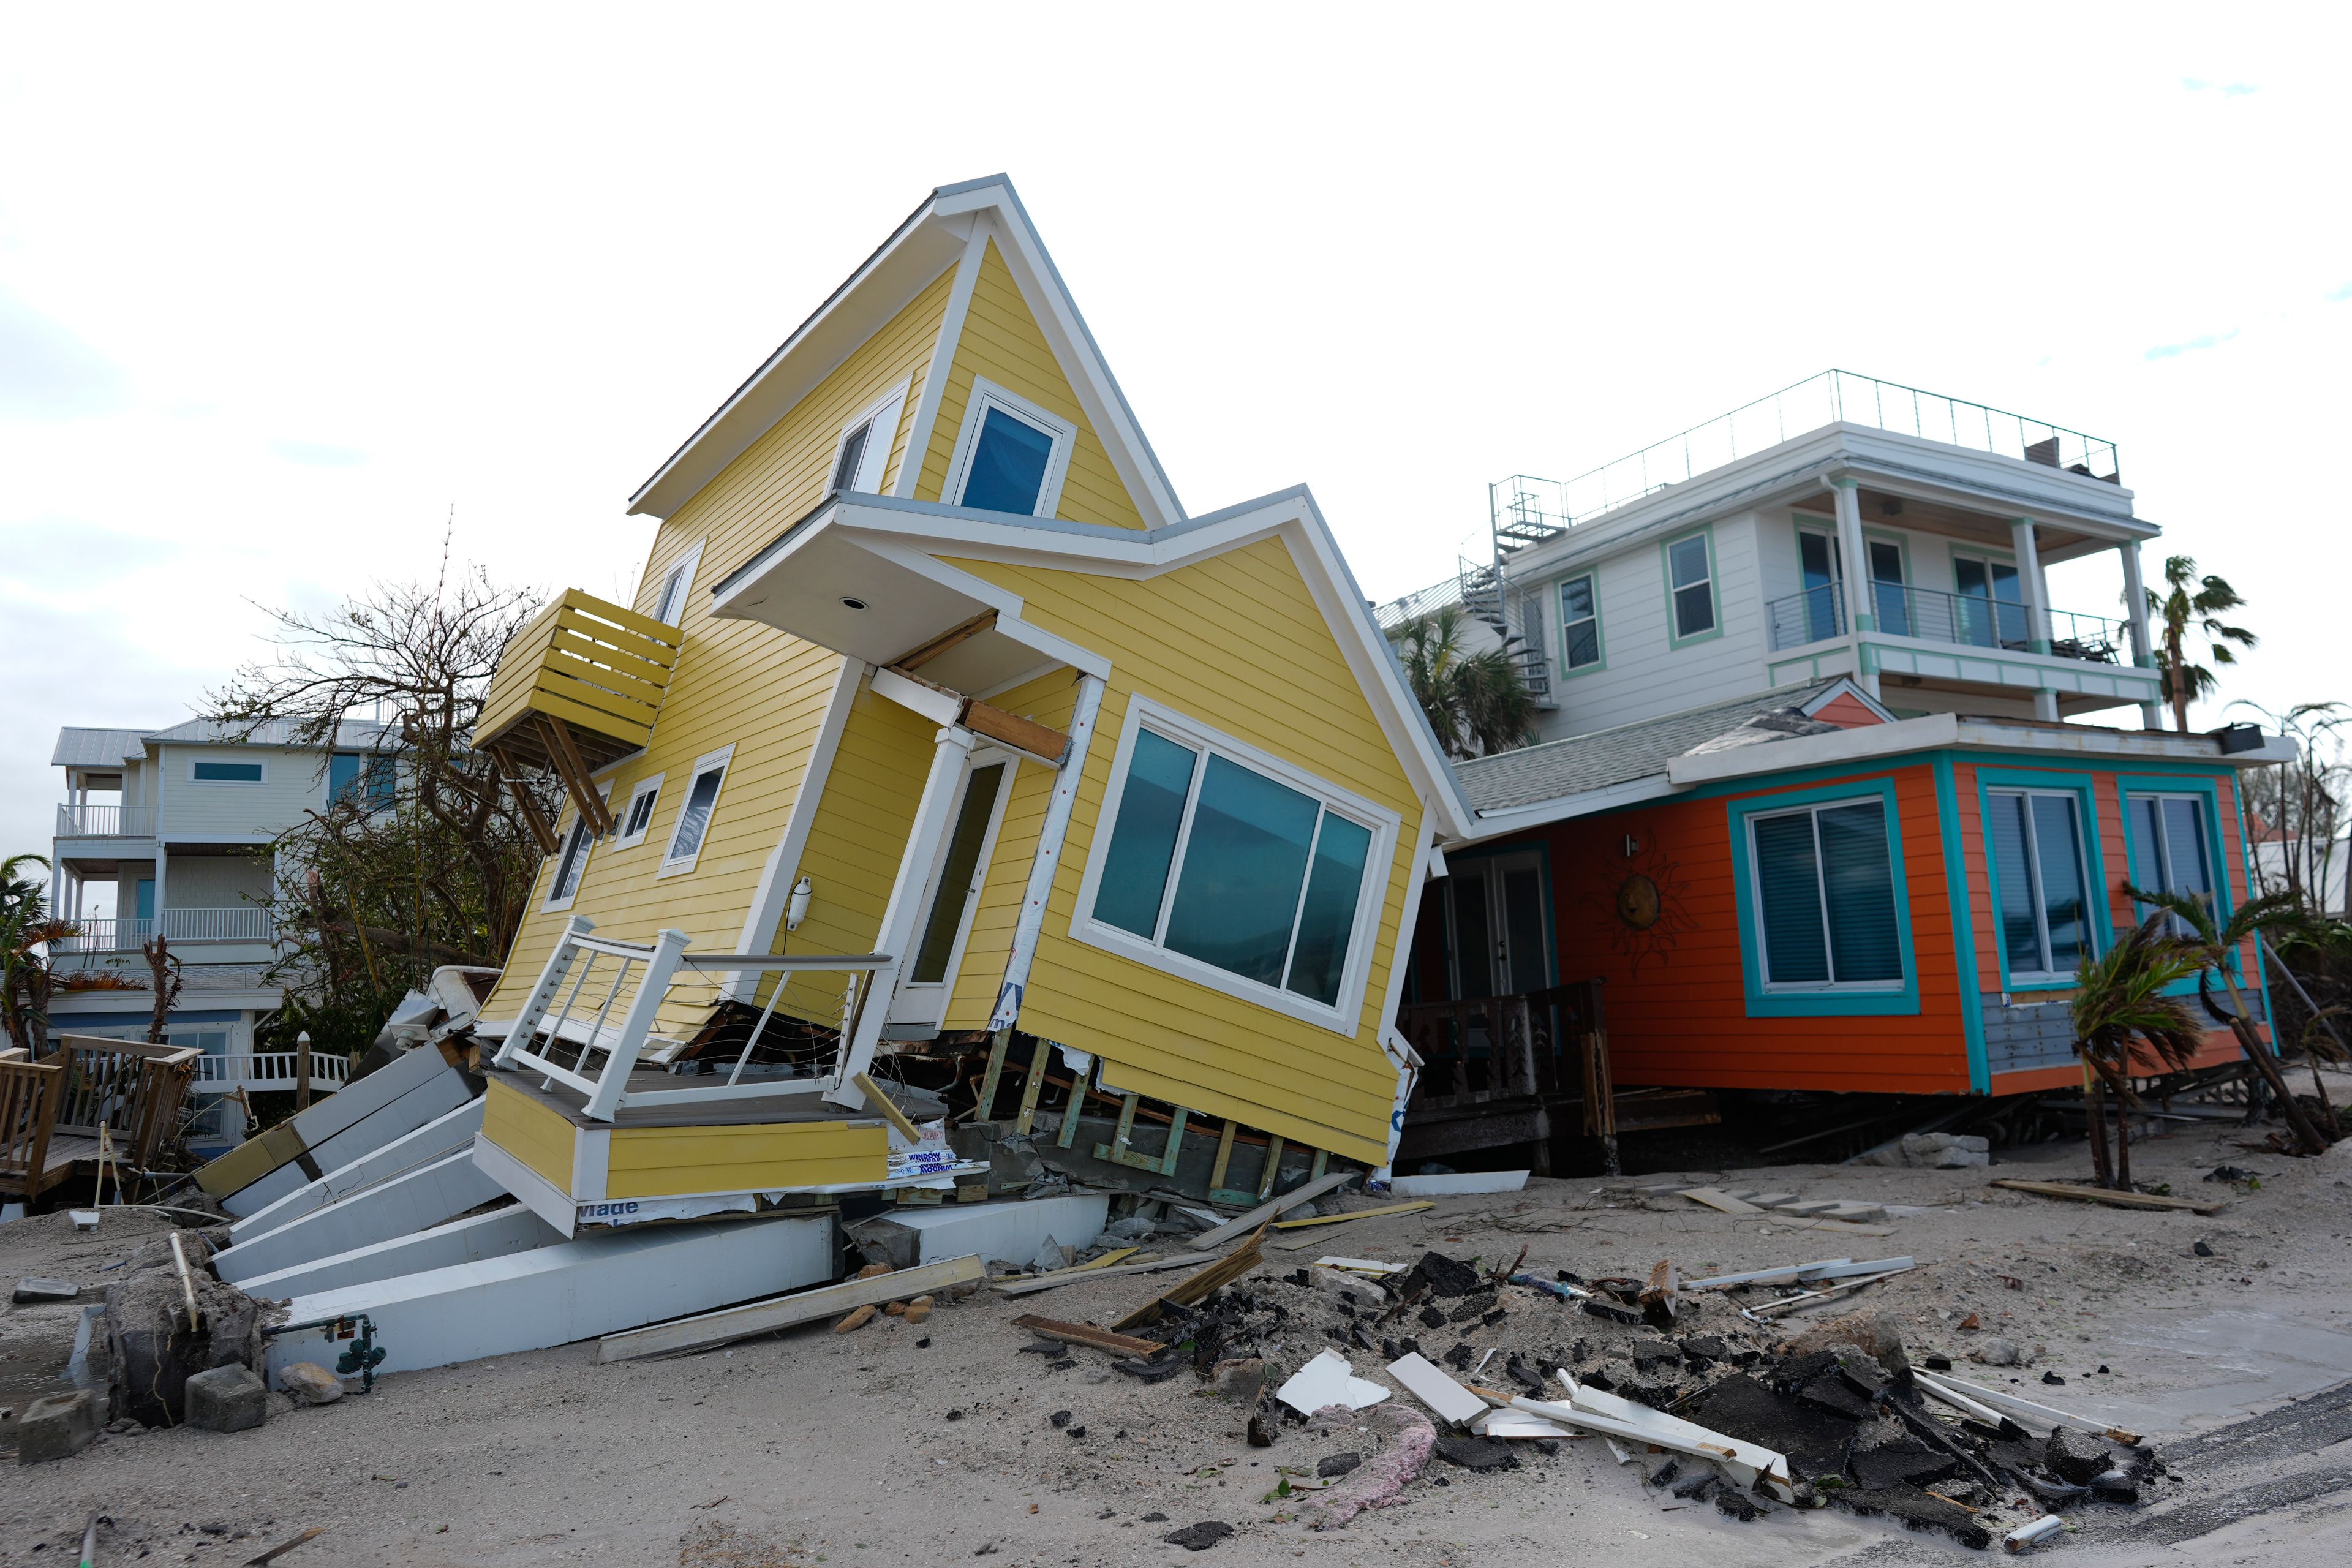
[47,718,394,1091]
[1381,371,2165,742]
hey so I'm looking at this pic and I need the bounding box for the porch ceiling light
[840,596,869,611]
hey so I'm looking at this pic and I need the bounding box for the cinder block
[17,1390,101,1464]
[184,1365,268,1433]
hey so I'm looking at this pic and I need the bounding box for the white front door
[885,753,1015,1033]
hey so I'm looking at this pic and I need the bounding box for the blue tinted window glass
[2032,794,2087,971]
[1285,813,1373,1006]
[1987,791,2043,973]
[330,753,360,798]
[1162,755,1319,986]
[193,760,263,782]
[1095,732,1197,937]
[1820,801,1901,982]
[959,407,1054,514]
[666,769,723,861]
[1754,813,1828,984]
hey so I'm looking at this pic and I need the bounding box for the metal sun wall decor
[1586,822,1698,977]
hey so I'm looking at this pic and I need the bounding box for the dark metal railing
[1766,582,2131,663]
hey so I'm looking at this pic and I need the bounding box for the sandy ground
[2,1107,2351,1567]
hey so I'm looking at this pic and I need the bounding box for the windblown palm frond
[2071,913,2206,1078]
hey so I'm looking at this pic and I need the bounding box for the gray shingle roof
[1455,681,1849,812]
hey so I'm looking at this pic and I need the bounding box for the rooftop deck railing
[56,804,157,837]
[1766,581,2133,662]
[1491,370,2123,558]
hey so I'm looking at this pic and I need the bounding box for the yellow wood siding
[913,241,1144,532]
[481,1077,576,1191]
[938,538,1420,1164]
[603,1119,886,1198]
[484,265,959,1028]
[758,687,934,1018]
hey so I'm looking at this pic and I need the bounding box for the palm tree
[2127,883,2332,1154]
[0,853,74,1055]
[2149,556,2256,733]
[2070,914,2205,1189]
[1395,606,1537,760]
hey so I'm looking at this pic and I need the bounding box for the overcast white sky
[6,6,2347,899]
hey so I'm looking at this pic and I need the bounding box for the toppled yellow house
[466,176,1476,1229]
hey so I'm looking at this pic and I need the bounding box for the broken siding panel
[911,241,1145,531]
[483,271,956,1025]
[938,542,1418,1165]
[601,1120,885,1197]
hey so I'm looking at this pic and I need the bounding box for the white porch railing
[493,916,891,1121]
[194,1052,349,1095]
[56,802,157,837]
[50,908,276,952]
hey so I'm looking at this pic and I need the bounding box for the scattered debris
[2003,1514,2065,1553]
[276,1363,345,1405]
[1161,1521,1234,1551]
[1275,1350,1390,1415]
[1305,1401,1437,1529]
[13,1277,79,1303]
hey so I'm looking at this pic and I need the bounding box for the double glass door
[1442,850,1551,1001]
[1798,532,1909,641]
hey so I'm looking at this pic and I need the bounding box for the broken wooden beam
[1007,1314,1165,1357]
[1113,1224,1268,1332]
[596,1254,984,1362]
[1270,1200,1433,1232]
[989,1254,1203,1297]
[1990,1178,2226,1216]
[963,701,1069,763]
[1186,1170,1354,1250]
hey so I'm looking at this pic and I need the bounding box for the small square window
[946,379,1075,518]
[616,774,664,850]
[330,752,396,812]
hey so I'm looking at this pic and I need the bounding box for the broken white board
[229,1098,487,1245]
[1387,1351,1490,1425]
[1316,1257,1404,1274]
[884,1193,1108,1265]
[214,1147,504,1286]
[1276,1349,1391,1415]
[233,1204,560,1299]
[1387,1170,1529,1197]
[1474,1408,1574,1439]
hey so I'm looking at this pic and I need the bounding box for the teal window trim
[1556,572,1606,677]
[2116,773,2241,994]
[1727,777,1920,1017]
[1934,757,1991,1091]
[2229,781,2279,1047]
[1973,767,2113,993]
[1660,524,1724,649]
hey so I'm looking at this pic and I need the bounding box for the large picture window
[1077,700,1396,1027]
[1986,788,2091,981]
[1746,796,1902,990]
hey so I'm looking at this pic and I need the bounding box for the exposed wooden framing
[1254,1135,1287,1200]
[1096,1090,1141,1164]
[850,1072,922,1145]
[1310,1149,1329,1181]
[963,700,1069,763]
[1056,1056,1092,1149]
[1188,1168,1356,1250]
[536,714,614,837]
[1207,1119,1239,1196]
[990,1255,1202,1297]
[488,745,562,855]
[1014,1035,1052,1134]
[888,609,999,673]
[1271,1200,1433,1231]
[975,1027,1013,1121]
[1156,1109,1189,1177]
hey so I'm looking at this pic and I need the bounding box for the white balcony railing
[56,803,157,837]
[193,1052,348,1095]
[49,908,276,952]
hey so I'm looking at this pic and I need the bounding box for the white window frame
[941,377,1077,519]
[651,538,706,628]
[542,790,608,913]
[1665,530,1718,643]
[1746,796,1904,994]
[1986,786,2092,981]
[187,756,269,786]
[1069,695,1400,1035]
[829,379,910,497]
[614,772,666,850]
[658,744,737,878]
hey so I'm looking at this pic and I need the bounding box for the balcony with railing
[1490,369,2123,560]
[50,907,278,952]
[1766,581,2135,663]
[473,588,683,842]
[55,803,157,839]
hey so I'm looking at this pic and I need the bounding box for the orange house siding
[1499,764,1973,1096]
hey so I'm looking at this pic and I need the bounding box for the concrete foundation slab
[263,1213,834,1378]
[884,1193,1107,1265]
[232,1099,487,1244]
[215,1148,505,1285]
[234,1205,562,1299]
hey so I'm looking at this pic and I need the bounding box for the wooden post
[295,1031,313,1111]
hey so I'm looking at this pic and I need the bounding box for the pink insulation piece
[1305,1401,1437,1530]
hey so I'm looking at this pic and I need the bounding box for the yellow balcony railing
[475,590,682,839]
